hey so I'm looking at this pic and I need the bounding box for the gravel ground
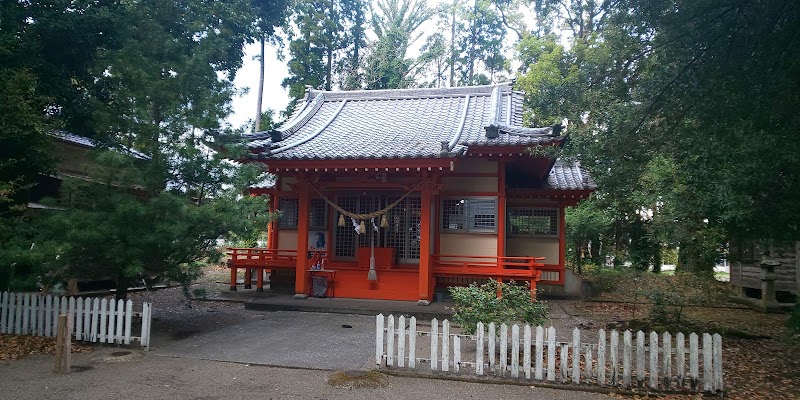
[0,349,612,400]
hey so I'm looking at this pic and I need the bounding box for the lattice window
[278,197,299,229]
[385,196,421,262]
[441,198,497,233]
[508,208,558,237]
[309,198,327,229]
[277,197,327,230]
[334,195,359,259]
[334,193,421,262]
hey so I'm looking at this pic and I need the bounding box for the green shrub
[635,273,726,326]
[448,279,548,334]
[581,265,634,294]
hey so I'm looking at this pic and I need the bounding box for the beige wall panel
[280,176,297,192]
[440,233,497,257]
[277,230,298,250]
[506,237,559,264]
[442,177,498,193]
[455,159,498,174]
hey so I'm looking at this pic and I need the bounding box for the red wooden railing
[433,254,545,279]
[226,248,299,269]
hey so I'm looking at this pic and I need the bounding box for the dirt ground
[565,300,800,400]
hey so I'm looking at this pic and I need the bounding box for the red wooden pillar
[266,193,277,249]
[244,268,252,289]
[229,266,238,291]
[559,205,566,271]
[418,180,434,305]
[256,268,265,292]
[497,160,506,259]
[294,183,311,298]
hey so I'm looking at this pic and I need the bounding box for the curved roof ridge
[310,82,512,101]
[446,94,472,151]
[276,93,326,136]
[270,99,348,155]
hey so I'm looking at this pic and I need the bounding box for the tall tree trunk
[652,244,662,273]
[325,46,333,91]
[255,34,266,132]
[449,0,456,87]
[467,0,478,85]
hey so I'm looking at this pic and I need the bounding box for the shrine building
[228,82,596,304]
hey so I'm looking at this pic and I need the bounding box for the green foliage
[631,273,726,326]
[580,265,634,295]
[448,279,548,334]
[0,0,287,298]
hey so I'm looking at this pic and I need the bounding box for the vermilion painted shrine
[228,83,596,304]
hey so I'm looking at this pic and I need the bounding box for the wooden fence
[375,314,723,393]
[0,292,153,349]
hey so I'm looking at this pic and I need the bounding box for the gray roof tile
[51,130,150,160]
[547,160,597,191]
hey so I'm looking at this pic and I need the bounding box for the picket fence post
[499,323,508,376]
[663,332,672,389]
[442,319,450,372]
[610,329,619,386]
[676,332,686,388]
[397,315,406,368]
[375,314,384,367]
[623,330,632,387]
[408,317,416,369]
[572,328,580,384]
[535,325,544,380]
[713,333,723,392]
[475,322,484,375]
[453,335,461,373]
[488,322,496,373]
[523,324,531,380]
[386,314,395,366]
[511,324,520,378]
[597,329,606,385]
[430,318,438,371]
[0,292,7,334]
[703,333,713,392]
[649,331,659,389]
[689,332,699,390]
[559,344,569,383]
[547,326,556,381]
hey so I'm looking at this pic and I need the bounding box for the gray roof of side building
[547,159,597,191]
[51,130,151,160]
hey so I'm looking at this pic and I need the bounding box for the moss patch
[326,370,389,389]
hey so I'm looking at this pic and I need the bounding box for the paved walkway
[155,311,376,370]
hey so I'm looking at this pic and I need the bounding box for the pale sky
[228,42,290,131]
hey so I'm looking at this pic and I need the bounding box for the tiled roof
[240,84,594,192]
[51,130,150,160]
[547,160,597,191]
[249,175,276,190]
[244,83,564,160]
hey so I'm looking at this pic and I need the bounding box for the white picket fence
[0,292,153,349]
[375,314,723,393]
